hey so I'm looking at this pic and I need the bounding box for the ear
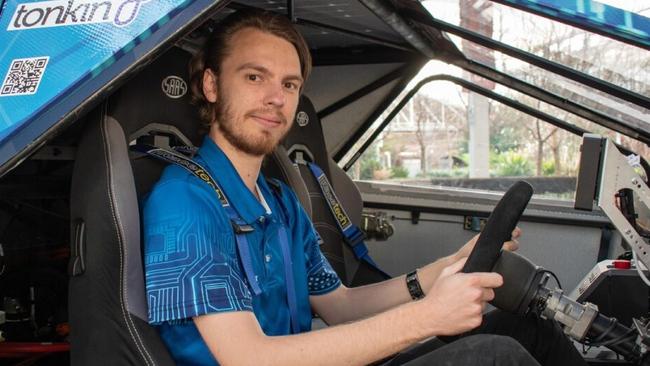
[202,69,218,103]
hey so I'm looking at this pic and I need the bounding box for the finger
[482,288,495,302]
[511,227,522,239]
[503,239,519,252]
[472,273,504,288]
[441,257,467,278]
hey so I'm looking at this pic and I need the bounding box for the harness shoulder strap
[133,144,260,294]
[264,178,300,333]
[136,144,301,333]
[306,162,390,279]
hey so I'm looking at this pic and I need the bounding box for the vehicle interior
[0,0,649,365]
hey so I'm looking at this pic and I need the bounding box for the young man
[143,10,585,366]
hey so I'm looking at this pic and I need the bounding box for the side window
[346,80,594,200]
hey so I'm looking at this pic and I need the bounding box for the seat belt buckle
[231,220,254,234]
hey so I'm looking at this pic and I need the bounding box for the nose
[263,82,286,108]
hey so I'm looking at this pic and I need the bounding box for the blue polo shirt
[143,137,341,365]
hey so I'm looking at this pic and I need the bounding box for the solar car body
[0,0,649,364]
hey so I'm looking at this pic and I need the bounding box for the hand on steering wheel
[457,227,522,261]
[462,181,533,274]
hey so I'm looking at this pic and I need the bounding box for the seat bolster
[70,111,174,365]
[102,116,148,321]
[267,146,313,217]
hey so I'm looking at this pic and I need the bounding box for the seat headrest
[283,95,332,176]
[107,47,202,147]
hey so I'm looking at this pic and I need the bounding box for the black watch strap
[406,270,425,300]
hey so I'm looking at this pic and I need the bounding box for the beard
[214,83,290,157]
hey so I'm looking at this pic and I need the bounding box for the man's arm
[195,259,502,366]
[311,252,458,325]
[312,229,520,326]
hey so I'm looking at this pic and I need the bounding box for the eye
[284,81,300,91]
[247,74,262,82]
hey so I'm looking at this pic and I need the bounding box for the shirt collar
[196,136,269,224]
[256,184,272,215]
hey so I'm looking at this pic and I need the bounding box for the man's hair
[189,9,312,129]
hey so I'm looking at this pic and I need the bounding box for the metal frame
[333,61,425,162]
[229,2,412,51]
[341,74,590,171]
[296,17,412,51]
[317,66,415,120]
[400,9,650,111]
[363,200,611,228]
[311,46,418,66]
[287,0,296,22]
[454,59,650,146]
[337,0,650,167]
[592,137,650,269]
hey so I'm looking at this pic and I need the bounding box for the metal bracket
[584,136,650,270]
[464,216,487,232]
[410,211,420,225]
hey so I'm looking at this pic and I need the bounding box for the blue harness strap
[277,226,300,333]
[306,162,390,278]
[134,144,301,333]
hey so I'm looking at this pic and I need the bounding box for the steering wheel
[461,181,534,274]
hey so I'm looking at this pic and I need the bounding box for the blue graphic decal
[496,0,650,49]
[0,0,202,162]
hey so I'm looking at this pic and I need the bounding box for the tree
[411,94,437,173]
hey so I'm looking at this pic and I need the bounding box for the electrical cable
[607,333,637,348]
[542,269,562,290]
[584,318,637,348]
[585,317,618,346]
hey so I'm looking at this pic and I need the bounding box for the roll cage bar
[1,0,648,177]
[342,74,650,174]
[338,0,650,166]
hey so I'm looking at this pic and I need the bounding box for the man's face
[204,27,303,156]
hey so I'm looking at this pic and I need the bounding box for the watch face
[407,271,425,300]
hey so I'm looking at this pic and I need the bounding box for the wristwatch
[406,269,425,300]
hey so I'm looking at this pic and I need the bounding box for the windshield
[421,0,650,132]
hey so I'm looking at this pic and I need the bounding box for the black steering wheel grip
[462,181,534,274]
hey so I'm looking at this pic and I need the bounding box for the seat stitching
[314,222,340,234]
[101,114,154,365]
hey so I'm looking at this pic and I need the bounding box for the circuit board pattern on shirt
[145,215,253,324]
[305,227,341,296]
[1,57,49,97]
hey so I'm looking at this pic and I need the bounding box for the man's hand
[420,258,503,336]
[455,227,522,260]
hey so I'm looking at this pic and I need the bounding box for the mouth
[249,113,285,128]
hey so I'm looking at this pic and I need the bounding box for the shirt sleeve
[143,176,253,324]
[305,232,341,295]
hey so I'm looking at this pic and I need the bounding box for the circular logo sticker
[296,111,309,127]
[161,75,187,99]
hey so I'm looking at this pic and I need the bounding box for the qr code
[0,56,49,97]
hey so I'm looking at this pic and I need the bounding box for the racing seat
[265,95,390,286]
[68,48,200,366]
[69,46,312,365]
